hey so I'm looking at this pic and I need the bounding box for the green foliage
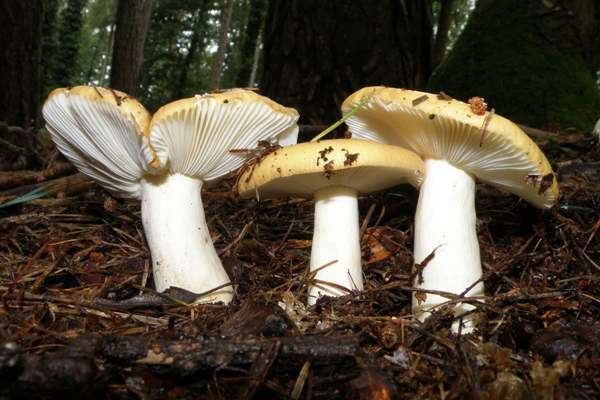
[76,0,117,86]
[429,0,600,130]
[43,0,115,90]
[139,0,215,110]
[233,0,265,87]
[220,0,253,88]
[138,0,260,110]
[50,0,88,87]
[43,0,266,107]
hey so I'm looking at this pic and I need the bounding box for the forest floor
[0,129,598,399]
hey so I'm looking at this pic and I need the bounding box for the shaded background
[1,0,599,131]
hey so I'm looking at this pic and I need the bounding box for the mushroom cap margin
[342,86,559,209]
[145,89,300,182]
[237,139,425,199]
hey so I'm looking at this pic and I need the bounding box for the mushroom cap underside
[145,89,300,181]
[43,86,299,197]
[43,86,151,198]
[47,86,151,134]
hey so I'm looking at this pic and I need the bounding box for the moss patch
[428,0,600,131]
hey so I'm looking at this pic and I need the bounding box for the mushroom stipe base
[309,186,363,305]
[141,173,233,303]
[413,159,484,333]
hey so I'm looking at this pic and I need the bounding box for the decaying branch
[102,334,358,369]
[0,334,358,397]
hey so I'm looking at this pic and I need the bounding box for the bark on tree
[235,0,267,87]
[428,0,600,131]
[0,0,44,127]
[210,0,235,90]
[110,0,153,95]
[260,0,433,124]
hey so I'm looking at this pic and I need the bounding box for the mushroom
[43,86,299,303]
[236,139,424,305]
[342,87,559,332]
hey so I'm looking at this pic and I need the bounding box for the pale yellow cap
[150,89,298,128]
[237,139,425,199]
[342,86,559,208]
[46,86,151,134]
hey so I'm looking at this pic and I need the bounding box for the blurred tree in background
[210,0,234,90]
[76,0,117,86]
[233,0,266,87]
[50,0,88,87]
[260,0,434,124]
[41,0,61,96]
[138,0,260,110]
[0,0,44,126]
[1,0,599,130]
[110,0,153,94]
[138,0,215,111]
[220,0,265,90]
[431,0,476,67]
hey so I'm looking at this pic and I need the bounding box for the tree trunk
[210,0,235,90]
[41,0,60,96]
[110,0,153,95]
[235,0,267,87]
[260,0,433,124]
[432,0,454,67]
[248,29,262,87]
[100,23,116,86]
[428,0,600,131]
[0,0,44,127]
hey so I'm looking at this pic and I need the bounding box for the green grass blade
[310,93,373,142]
[0,184,51,209]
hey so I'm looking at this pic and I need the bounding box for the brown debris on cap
[342,86,559,209]
[236,139,424,199]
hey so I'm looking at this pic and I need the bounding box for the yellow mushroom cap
[43,86,152,198]
[237,139,425,199]
[342,86,559,209]
[46,86,151,134]
[144,89,299,181]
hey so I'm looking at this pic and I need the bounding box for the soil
[0,130,598,399]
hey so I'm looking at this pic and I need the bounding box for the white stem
[141,173,233,303]
[308,186,363,305]
[413,159,484,333]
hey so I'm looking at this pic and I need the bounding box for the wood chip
[412,95,429,107]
